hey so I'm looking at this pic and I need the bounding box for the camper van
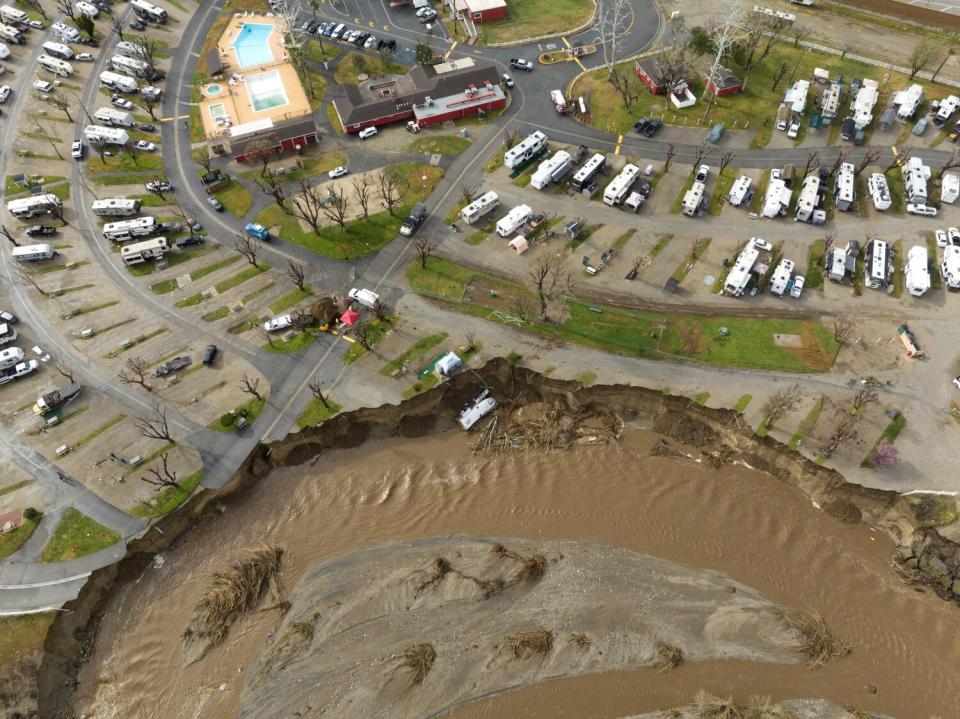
[769,258,795,296]
[459,191,499,224]
[495,204,533,237]
[91,198,141,217]
[11,243,55,261]
[38,54,74,77]
[571,153,605,190]
[867,173,891,211]
[0,5,27,25]
[0,21,23,44]
[84,125,130,146]
[94,107,135,128]
[116,41,149,60]
[99,70,138,94]
[131,0,167,23]
[728,175,752,207]
[530,150,572,190]
[42,41,74,61]
[121,237,168,265]
[904,245,931,297]
[864,238,892,289]
[602,163,640,206]
[103,216,157,242]
[7,194,61,219]
[681,181,706,217]
[503,131,547,170]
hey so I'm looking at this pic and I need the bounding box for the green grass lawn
[334,52,408,84]
[88,151,165,175]
[862,411,907,468]
[789,397,824,449]
[670,238,710,284]
[407,258,841,372]
[408,135,472,156]
[326,102,345,135]
[709,168,737,215]
[129,470,202,517]
[305,41,341,64]
[297,398,342,429]
[269,285,313,314]
[239,151,347,184]
[381,332,447,376]
[485,146,506,173]
[885,170,906,214]
[649,234,673,257]
[669,172,698,215]
[805,239,826,290]
[5,174,65,194]
[202,307,230,322]
[344,316,398,364]
[297,64,328,111]
[0,613,54,670]
[209,396,266,432]
[40,508,120,562]
[926,232,943,290]
[750,170,771,213]
[476,0,593,44]
[0,513,40,560]
[733,394,753,412]
[212,180,254,217]
[255,164,444,259]
[693,391,710,406]
[891,240,905,298]
[91,170,163,186]
[263,327,322,353]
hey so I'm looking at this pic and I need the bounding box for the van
[331,23,345,39]
[348,287,380,309]
[840,117,855,142]
[202,344,218,366]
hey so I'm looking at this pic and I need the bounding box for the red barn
[634,56,689,95]
[413,82,506,127]
[705,66,742,97]
[451,0,508,23]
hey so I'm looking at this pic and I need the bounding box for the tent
[436,351,462,376]
[509,236,529,254]
[340,309,360,326]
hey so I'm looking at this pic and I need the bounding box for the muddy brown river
[73,429,960,718]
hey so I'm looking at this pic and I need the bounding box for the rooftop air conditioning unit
[425,96,433,105]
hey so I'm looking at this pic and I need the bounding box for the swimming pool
[206,84,222,96]
[232,23,274,68]
[247,69,289,112]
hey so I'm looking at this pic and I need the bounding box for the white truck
[348,287,380,310]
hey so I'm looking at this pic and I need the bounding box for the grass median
[40,509,120,562]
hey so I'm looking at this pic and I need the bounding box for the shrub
[23,507,41,522]
[506,351,522,364]
[219,413,235,427]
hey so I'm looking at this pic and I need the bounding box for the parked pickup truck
[0,359,39,385]
[34,382,81,414]
[399,203,427,236]
[509,58,533,71]
[152,355,192,377]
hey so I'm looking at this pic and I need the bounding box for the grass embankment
[0,513,41,560]
[381,333,447,375]
[475,0,593,44]
[211,180,254,217]
[789,397,824,449]
[0,613,54,674]
[254,164,444,259]
[407,258,841,372]
[297,398,342,429]
[151,254,241,294]
[209,396,266,432]
[175,263,269,307]
[130,470,202,517]
[40,508,120,562]
[239,151,346,184]
[805,239,825,290]
[343,316,398,364]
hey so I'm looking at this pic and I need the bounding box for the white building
[867,173,891,211]
[894,84,925,121]
[901,156,930,205]
[852,79,878,129]
[834,162,856,212]
[761,169,791,218]
[904,245,930,297]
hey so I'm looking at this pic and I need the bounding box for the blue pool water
[232,23,274,68]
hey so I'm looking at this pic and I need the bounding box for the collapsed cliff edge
[36,358,960,717]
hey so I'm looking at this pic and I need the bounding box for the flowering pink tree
[872,440,900,468]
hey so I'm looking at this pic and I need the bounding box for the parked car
[907,203,938,217]
[354,32,369,47]
[936,229,948,247]
[364,35,378,50]
[32,80,54,93]
[75,52,94,61]
[328,166,349,179]
[71,141,84,159]
[207,196,224,211]
[145,180,172,192]
[0,310,17,324]
[0,85,10,104]
[112,94,133,110]
[186,217,202,232]
[129,18,146,30]
[140,86,163,99]
[133,140,156,152]
[840,117,855,142]
[418,9,437,22]
[358,126,378,140]
[137,122,156,132]
[790,275,805,298]
[176,234,203,248]
[202,344,218,366]
[415,6,434,17]
[751,238,772,252]
[695,164,710,183]
[510,58,533,71]
[264,314,293,332]
[28,19,44,29]
[707,122,725,144]
[378,38,396,51]
[322,23,335,37]
[330,23,345,39]
[949,227,960,246]
[501,72,514,88]
[26,225,57,237]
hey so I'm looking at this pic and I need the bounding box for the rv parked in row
[868,173,891,211]
[503,131,547,170]
[0,5,28,25]
[11,243,56,261]
[94,107,134,127]
[103,216,157,242]
[38,54,73,77]
[904,245,931,297]
[121,237,168,265]
[496,204,533,237]
[530,149,572,190]
[7,194,61,219]
[42,41,74,60]
[51,21,80,42]
[110,54,160,80]
[864,238,892,290]
[0,22,23,44]
[460,191,499,224]
[116,41,148,59]
[92,198,141,217]
[99,70,138,94]
[131,0,168,23]
[571,153,605,191]
[84,124,130,146]
[602,163,640,206]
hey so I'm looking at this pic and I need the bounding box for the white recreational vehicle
[94,107,135,127]
[821,82,841,124]
[131,0,167,23]
[723,241,761,297]
[784,79,809,115]
[864,238,892,290]
[935,95,960,127]
[602,163,640,206]
[941,245,960,290]
[902,156,931,205]
[38,54,74,77]
[681,181,706,217]
[42,41,74,60]
[51,21,80,42]
[103,216,157,242]
[495,205,533,237]
[0,5,27,25]
[74,0,98,17]
[867,173,891,211]
[834,162,857,212]
[852,79,878,129]
[761,169,791,218]
[84,124,130,146]
[110,54,153,78]
[727,175,752,207]
[116,41,149,60]
[0,346,24,369]
[941,173,960,204]
[571,153,605,190]
[7,194,61,219]
[121,237,168,265]
[459,191,499,224]
[769,257,795,296]
[91,198,141,217]
[794,174,824,223]
[904,245,930,297]
[530,150,572,190]
[99,70,138,94]
[503,131,547,170]
[11,243,55,261]
[894,84,925,121]
[0,22,23,44]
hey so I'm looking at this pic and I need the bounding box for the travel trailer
[530,150,572,190]
[459,191,499,224]
[904,245,930,297]
[120,237,168,265]
[495,204,533,237]
[11,243,55,261]
[103,216,157,242]
[602,163,640,206]
[571,153,605,190]
[7,194,61,219]
[503,131,547,169]
[91,198,141,217]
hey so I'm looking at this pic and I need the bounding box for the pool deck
[197,13,312,141]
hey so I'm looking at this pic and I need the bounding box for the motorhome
[110,54,155,79]
[935,95,960,127]
[852,78,878,129]
[94,107,135,128]
[74,0,98,17]
[38,54,73,77]
[11,243,55,261]
[904,245,930,297]
[83,124,130,146]
[602,163,640,206]
[0,322,15,346]
[7,194,61,219]
[571,153,605,190]
[91,198,141,217]
[0,22,22,44]
[769,257,795,296]
[867,172,891,211]
[761,169,792,218]
[834,162,857,212]
[827,247,847,283]
[902,155,930,205]
[495,204,533,237]
[0,5,27,25]
[530,150,572,190]
[42,41,74,60]
[864,238,892,289]
[728,175,752,207]
[681,181,706,217]
[116,41,149,60]
[121,237,168,265]
[99,70,138,94]
[460,191,499,224]
[103,216,157,242]
[941,245,960,290]
[784,79,809,115]
[894,83,925,121]
[723,242,761,297]
[131,0,167,23]
[51,21,79,42]
[503,131,548,169]
[941,173,960,204]
[821,82,841,124]
[794,174,824,223]
[0,346,24,370]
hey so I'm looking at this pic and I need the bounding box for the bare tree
[937,144,960,178]
[239,374,262,400]
[908,38,942,80]
[353,322,374,350]
[652,15,690,90]
[122,141,142,168]
[234,232,261,267]
[719,151,736,175]
[135,403,174,443]
[21,0,47,19]
[291,310,314,331]
[1,224,19,247]
[49,94,73,122]
[822,232,835,259]
[509,295,531,321]
[529,254,573,322]
[145,176,168,201]
[824,417,858,457]
[377,169,407,217]
[760,384,805,429]
[141,94,160,121]
[140,453,180,490]
[592,0,632,76]
[371,298,389,322]
[54,364,76,383]
[884,145,913,173]
[791,24,810,48]
[851,384,879,413]
[118,356,153,392]
[308,376,331,409]
[319,184,350,231]
[288,179,326,232]
[135,33,161,70]
[31,118,62,160]
[258,325,276,349]
[691,141,710,170]
[831,148,849,177]
[245,138,274,177]
[608,63,644,108]
[110,14,125,41]
[502,122,520,150]
[855,146,883,176]
[285,260,306,290]
[663,142,678,172]
[770,61,789,92]
[739,15,790,90]
[464,331,477,352]
[932,47,954,82]
[804,151,821,177]
[194,150,213,175]
[256,168,287,209]
[351,175,372,221]
[414,235,437,269]
[16,263,47,297]
[55,0,75,20]
[833,317,852,344]
[460,182,479,205]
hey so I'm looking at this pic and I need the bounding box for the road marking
[615,134,623,155]
[891,145,901,166]
[354,16,360,22]
[384,24,389,30]
[561,36,586,71]
[445,40,458,59]
[161,115,191,121]
[190,52,199,58]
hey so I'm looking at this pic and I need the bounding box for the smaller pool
[206,84,222,95]
[232,23,274,69]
